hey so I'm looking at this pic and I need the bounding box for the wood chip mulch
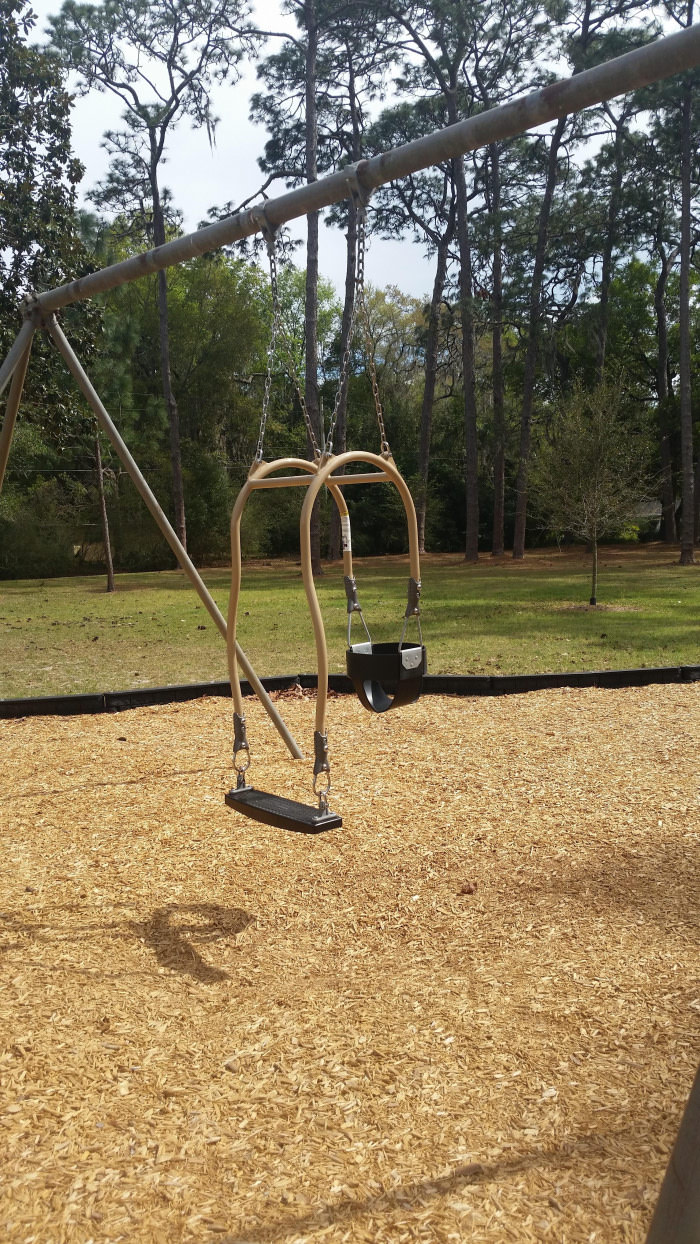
[1,684,699,1244]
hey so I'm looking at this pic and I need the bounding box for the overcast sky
[30,0,436,300]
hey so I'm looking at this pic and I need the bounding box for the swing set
[225,194,426,833]
[0,23,697,837]
[2,31,699,1236]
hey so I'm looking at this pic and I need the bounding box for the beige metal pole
[227,458,349,726]
[45,314,303,760]
[33,24,700,315]
[0,320,35,400]
[0,333,33,494]
[247,470,390,489]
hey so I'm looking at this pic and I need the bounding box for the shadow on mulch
[214,1123,654,1243]
[0,902,255,985]
[133,903,255,983]
[513,848,698,933]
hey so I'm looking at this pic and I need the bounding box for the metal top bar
[34,23,700,315]
[248,470,390,489]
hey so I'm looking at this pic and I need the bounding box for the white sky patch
[29,0,437,299]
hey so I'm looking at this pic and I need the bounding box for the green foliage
[49,0,258,151]
[0,0,99,438]
[47,0,260,255]
[0,477,81,578]
[3,0,699,579]
[532,378,654,546]
[531,377,656,600]
[88,246,274,569]
[0,0,84,308]
[0,2,104,587]
[181,446,234,564]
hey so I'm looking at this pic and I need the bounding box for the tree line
[0,0,698,583]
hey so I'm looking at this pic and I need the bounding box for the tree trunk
[678,65,695,565]
[304,0,323,575]
[590,533,598,606]
[660,424,677,544]
[489,142,505,557]
[596,110,626,379]
[654,250,678,543]
[452,149,479,562]
[152,172,187,552]
[95,431,115,593]
[512,113,568,560]
[416,225,451,554]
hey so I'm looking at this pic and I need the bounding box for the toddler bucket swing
[225,173,426,833]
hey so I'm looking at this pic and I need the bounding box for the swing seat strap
[346,641,427,713]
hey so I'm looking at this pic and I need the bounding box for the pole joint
[249,202,276,253]
[20,293,45,328]
[344,160,372,215]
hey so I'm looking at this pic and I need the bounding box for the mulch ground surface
[1,684,698,1244]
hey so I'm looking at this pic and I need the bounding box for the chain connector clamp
[313,729,331,777]
[344,575,372,646]
[405,577,421,617]
[399,578,423,647]
[233,711,251,788]
[312,729,332,812]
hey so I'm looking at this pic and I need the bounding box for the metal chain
[255,241,281,462]
[259,232,321,462]
[256,203,389,463]
[325,212,360,457]
[324,265,358,457]
[354,208,391,457]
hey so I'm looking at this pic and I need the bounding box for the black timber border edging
[1,665,698,719]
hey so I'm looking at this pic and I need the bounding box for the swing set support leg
[0,328,34,494]
[44,314,303,761]
[0,319,35,402]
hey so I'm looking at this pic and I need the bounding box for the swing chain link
[326,186,390,459]
[260,224,322,462]
[355,206,391,458]
[324,203,361,457]
[255,187,389,463]
[255,235,281,463]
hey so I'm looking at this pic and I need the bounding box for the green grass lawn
[0,543,698,699]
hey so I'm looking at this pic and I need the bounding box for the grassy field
[0,543,698,700]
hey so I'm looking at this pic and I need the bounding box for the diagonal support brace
[44,312,303,761]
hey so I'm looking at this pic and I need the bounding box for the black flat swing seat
[347,641,427,713]
[225,785,342,833]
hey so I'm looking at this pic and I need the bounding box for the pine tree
[49,0,260,551]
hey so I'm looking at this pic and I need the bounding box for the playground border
[1,665,698,718]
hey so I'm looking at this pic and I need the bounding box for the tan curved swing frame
[227,450,421,764]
